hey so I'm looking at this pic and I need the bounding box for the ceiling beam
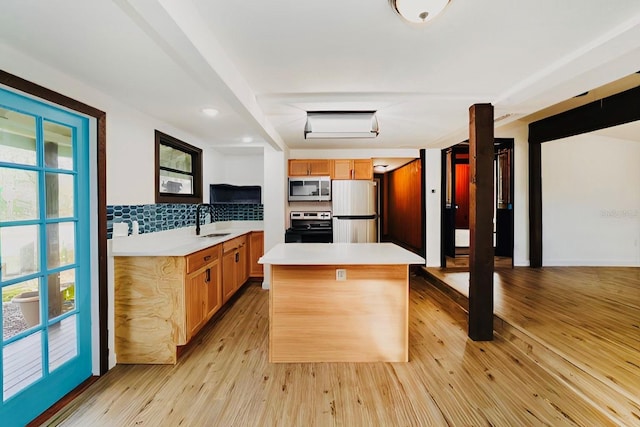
[113,0,286,151]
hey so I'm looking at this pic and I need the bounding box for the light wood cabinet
[249,231,264,277]
[288,159,331,176]
[222,234,248,303]
[114,244,222,364]
[185,246,222,341]
[332,159,373,180]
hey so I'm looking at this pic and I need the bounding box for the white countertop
[259,243,425,265]
[110,221,263,257]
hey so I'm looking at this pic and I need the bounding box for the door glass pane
[2,278,40,340]
[45,173,74,218]
[0,225,39,280]
[0,108,36,166]
[0,167,39,221]
[159,170,193,194]
[159,143,192,172]
[49,314,78,372]
[48,269,75,321]
[46,222,75,269]
[43,121,73,170]
[3,330,43,401]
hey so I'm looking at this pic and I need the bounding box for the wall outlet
[336,269,347,281]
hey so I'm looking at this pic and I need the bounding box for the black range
[285,211,333,243]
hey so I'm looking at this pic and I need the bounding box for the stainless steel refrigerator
[332,180,377,243]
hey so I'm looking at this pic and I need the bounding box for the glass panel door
[0,88,92,426]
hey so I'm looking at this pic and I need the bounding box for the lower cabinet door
[205,262,222,319]
[185,270,206,340]
[222,250,237,303]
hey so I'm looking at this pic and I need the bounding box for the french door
[0,88,92,426]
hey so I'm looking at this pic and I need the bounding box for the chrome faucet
[195,203,215,236]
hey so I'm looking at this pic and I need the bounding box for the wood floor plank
[42,278,617,426]
[424,266,640,425]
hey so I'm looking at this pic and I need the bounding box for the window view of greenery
[1,107,76,339]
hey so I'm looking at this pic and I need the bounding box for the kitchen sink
[200,232,231,238]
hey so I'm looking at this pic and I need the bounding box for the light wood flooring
[41,277,620,426]
[424,266,640,426]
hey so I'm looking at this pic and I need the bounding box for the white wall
[424,149,441,266]
[496,121,530,266]
[262,145,287,289]
[542,133,640,266]
[0,42,217,206]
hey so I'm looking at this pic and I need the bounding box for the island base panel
[270,264,408,363]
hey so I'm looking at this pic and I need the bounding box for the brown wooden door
[205,261,222,319]
[353,159,373,179]
[249,232,264,277]
[237,242,248,288]
[185,271,205,340]
[288,159,309,176]
[308,159,331,175]
[332,159,352,179]
[222,250,236,303]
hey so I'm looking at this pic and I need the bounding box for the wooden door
[222,250,236,303]
[353,159,373,179]
[249,232,264,277]
[442,148,457,262]
[332,159,352,179]
[185,271,205,340]
[308,159,331,175]
[288,159,309,176]
[205,261,222,319]
[495,141,514,258]
[237,242,248,288]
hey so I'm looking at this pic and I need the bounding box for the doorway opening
[441,139,514,268]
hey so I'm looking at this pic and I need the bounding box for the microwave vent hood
[210,184,261,204]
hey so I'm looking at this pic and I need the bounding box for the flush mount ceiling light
[201,107,219,117]
[304,111,379,139]
[389,0,450,24]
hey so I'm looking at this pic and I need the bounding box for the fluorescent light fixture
[390,0,450,24]
[304,111,379,139]
[201,107,219,117]
[242,136,253,143]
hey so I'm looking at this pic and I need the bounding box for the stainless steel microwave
[288,176,331,202]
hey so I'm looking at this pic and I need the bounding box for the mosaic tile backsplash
[107,203,263,239]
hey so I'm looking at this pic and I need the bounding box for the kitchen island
[259,243,424,363]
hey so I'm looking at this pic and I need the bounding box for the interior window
[155,130,202,204]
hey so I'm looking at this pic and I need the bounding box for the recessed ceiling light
[201,108,219,117]
[242,136,253,143]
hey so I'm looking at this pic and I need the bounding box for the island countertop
[259,242,425,266]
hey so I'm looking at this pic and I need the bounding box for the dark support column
[468,104,494,341]
[528,141,542,267]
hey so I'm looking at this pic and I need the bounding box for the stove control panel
[290,211,331,220]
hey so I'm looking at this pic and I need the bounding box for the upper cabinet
[332,159,373,180]
[288,159,331,176]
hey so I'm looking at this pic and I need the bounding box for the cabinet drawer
[186,245,221,274]
[223,235,247,253]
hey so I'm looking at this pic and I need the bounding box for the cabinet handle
[205,268,211,283]
[204,255,212,261]
[235,252,239,262]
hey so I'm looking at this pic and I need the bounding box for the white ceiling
[1,0,639,153]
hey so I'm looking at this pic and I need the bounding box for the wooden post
[468,104,494,341]
[529,140,542,267]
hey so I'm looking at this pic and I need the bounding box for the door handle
[205,268,211,283]
[235,252,239,263]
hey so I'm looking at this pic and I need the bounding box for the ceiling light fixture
[242,136,253,143]
[201,107,219,117]
[389,0,450,24]
[305,111,379,139]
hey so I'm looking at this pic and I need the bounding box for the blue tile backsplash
[107,203,263,239]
